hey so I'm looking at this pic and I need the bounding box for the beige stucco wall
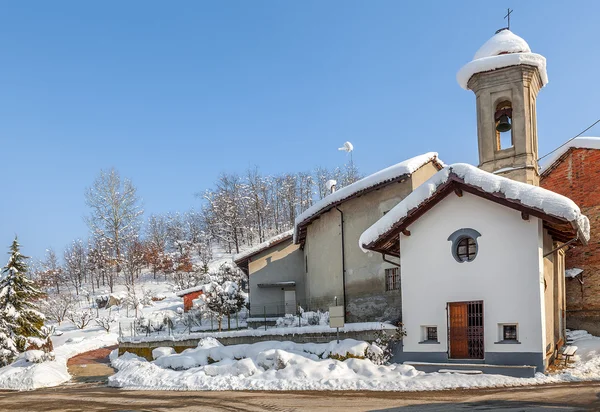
[542,228,567,365]
[248,239,305,317]
[304,162,439,322]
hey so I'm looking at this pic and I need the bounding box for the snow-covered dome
[473,29,531,60]
[457,29,548,90]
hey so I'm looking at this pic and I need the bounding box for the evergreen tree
[0,238,47,364]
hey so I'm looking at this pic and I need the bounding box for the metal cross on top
[504,8,513,30]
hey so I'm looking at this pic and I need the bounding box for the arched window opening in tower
[495,101,513,150]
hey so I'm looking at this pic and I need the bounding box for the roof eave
[362,175,586,254]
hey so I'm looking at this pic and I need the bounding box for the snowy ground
[0,325,118,391]
[109,330,600,392]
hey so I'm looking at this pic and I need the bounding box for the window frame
[385,267,400,291]
[502,324,518,341]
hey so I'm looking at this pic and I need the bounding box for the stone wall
[118,329,388,361]
[541,148,600,334]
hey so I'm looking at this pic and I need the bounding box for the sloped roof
[360,163,590,257]
[294,152,444,245]
[233,230,294,274]
[175,285,205,297]
[540,137,600,175]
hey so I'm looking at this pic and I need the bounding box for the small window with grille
[427,327,438,342]
[385,267,400,291]
[503,324,518,341]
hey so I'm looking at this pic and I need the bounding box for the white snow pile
[540,137,600,172]
[233,229,294,263]
[110,331,600,391]
[110,338,421,391]
[360,163,590,250]
[457,29,548,90]
[275,310,329,328]
[0,332,118,391]
[294,152,442,242]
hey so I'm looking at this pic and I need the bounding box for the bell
[496,114,512,133]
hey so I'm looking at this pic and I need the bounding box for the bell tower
[458,29,548,186]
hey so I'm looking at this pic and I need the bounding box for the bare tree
[41,248,63,294]
[85,168,143,274]
[64,240,87,296]
[146,214,169,252]
[40,294,76,325]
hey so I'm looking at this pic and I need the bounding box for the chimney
[326,179,337,194]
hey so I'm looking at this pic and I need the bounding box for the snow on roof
[233,229,294,263]
[457,30,548,90]
[473,29,531,60]
[294,152,443,243]
[540,137,600,173]
[566,268,583,278]
[175,285,205,297]
[360,163,590,250]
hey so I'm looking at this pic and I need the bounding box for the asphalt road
[1,381,599,412]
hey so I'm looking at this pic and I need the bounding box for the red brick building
[540,137,600,334]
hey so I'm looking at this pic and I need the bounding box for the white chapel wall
[400,192,545,355]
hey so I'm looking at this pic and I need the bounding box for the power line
[537,118,600,162]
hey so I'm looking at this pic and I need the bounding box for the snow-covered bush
[67,310,95,329]
[275,310,329,328]
[95,309,116,332]
[137,311,177,335]
[20,350,55,363]
[368,323,406,365]
[39,294,76,325]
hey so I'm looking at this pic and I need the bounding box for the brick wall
[541,148,600,333]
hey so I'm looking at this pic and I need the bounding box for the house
[176,286,204,312]
[540,137,600,334]
[294,153,443,323]
[360,29,590,375]
[234,230,304,320]
[234,153,444,323]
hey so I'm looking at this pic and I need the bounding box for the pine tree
[0,238,47,363]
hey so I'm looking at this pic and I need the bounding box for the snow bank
[120,321,396,344]
[110,331,600,392]
[294,152,442,242]
[540,137,600,172]
[360,163,590,250]
[233,230,294,263]
[0,332,118,391]
[457,30,547,90]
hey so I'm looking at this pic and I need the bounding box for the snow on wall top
[457,30,548,90]
[540,137,600,173]
[233,229,294,263]
[360,163,590,250]
[294,152,442,243]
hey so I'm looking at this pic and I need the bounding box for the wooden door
[448,302,469,358]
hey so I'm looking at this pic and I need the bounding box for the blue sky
[1,1,599,261]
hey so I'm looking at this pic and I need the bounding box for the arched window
[456,237,477,262]
[495,101,513,150]
[448,228,481,263]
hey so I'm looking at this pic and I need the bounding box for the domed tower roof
[457,29,548,90]
[473,29,531,60]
